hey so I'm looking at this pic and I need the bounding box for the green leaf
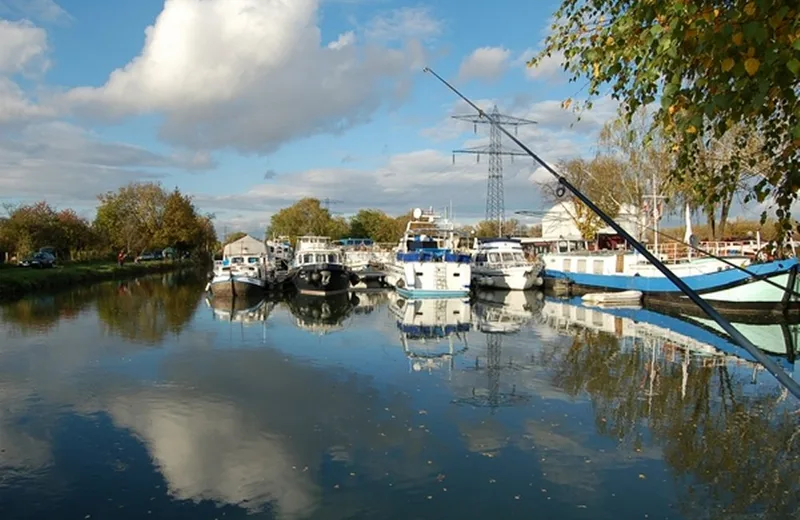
[794,39,800,51]
[788,58,800,76]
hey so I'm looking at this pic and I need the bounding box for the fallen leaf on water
[639,474,646,479]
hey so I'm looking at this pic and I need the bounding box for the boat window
[407,239,438,251]
[315,254,327,263]
[501,253,515,262]
[475,254,487,263]
[231,257,244,264]
[247,257,259,264]
[488,253,501,263]
[303,253,313,264]
[327,253,338,263]
[513,253,525,262]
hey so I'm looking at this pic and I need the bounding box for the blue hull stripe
[545,258,798,294]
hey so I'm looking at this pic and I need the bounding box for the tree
[530,0,800,236]
[157,189,202,251]
[540,157,622,240]
[94,182,169,253]
[472,218,526,238]
[266,198,342,244]
[1,201,66,257]
[349,209,403,243]
[56,209,94,260]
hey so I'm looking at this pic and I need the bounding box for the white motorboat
[471,238,545,290]
[384,207,471,298]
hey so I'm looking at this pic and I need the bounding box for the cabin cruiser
[289,236,358,295]
[471,238,545,290]
[267,236,293,270]
[208,235,270,298]
[384,207,471,298]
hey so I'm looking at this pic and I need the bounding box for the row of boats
[208,206,800,317]
[207,207,546,300]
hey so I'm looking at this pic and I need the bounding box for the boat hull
[385,258,471,298]
[472,265,543,291]
[208,274,265,298]
[544,258,800,312]
[291,263,353,296]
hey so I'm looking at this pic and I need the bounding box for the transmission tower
[452,105,536,235]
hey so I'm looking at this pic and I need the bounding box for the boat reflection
[471,289,545,333]
[284,292,358,334]
[387,293,470,375]
[206,295,276,324]
[350,290,390,315]
[541,296,796,377]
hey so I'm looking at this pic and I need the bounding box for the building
[539,201,645,241]
[222,235,267,258]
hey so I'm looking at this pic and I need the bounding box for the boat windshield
[407,239,439,251]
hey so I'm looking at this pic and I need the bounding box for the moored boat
[384,207,471,298]
[208,235,270,298]
[289,236,357,296]
[542,250,800,313]
[471,238,545,290]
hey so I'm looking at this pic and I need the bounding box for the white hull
[385,261,471,297]
[472,265,543,290]
[698,272,800,304]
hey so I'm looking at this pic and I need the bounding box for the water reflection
[0,279,798,519]
[284,292,359,334]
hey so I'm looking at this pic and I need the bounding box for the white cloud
[523,49,567,81]
[61,0,433,154]
[0,77,54,123]
[0,19,48,74]
[363,6,440,42]
[457,46,510,82]
[0,0,70,23]
[0,121,211,204]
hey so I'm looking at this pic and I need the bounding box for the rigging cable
[423,66,800,400]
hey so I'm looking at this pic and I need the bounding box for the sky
[0,0,766,237]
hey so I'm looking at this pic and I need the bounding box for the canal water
[1,271,798,519]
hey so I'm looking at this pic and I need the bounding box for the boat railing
[647,240,759,261]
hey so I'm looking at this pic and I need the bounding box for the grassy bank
[0,260,201,302]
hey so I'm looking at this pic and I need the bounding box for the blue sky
[1,0,738,237]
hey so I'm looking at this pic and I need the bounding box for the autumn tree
[1,202,66,257]
[530,0,800,236]
[472,218,526,238]
[349,209,403,243]
[266,198,346,244]
[94,182,169,253]
[157,189,202,251]
[56,209,95,260]
[540,157,623,240]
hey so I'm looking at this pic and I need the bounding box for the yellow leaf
[747,46,755,57]
[562,98,573,109]
[721,58,735,72]
[744,57,760,76]
[668,104,678,115]
[744,2,756,16]
[714,8,719,17]
[686,125,697,134]
[605,36,615,46]
[732,32,743,45]
[593,62,600,78]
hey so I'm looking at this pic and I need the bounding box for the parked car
[24,252,56,268]
[135,250,163,262]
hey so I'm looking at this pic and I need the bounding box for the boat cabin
[473,239,528,268]
[294,235,342,266]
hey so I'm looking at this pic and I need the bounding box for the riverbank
[0,260,202,302]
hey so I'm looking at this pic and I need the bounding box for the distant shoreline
[0,260,200,303]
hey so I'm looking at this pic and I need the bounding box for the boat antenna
[423,66,800,400]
